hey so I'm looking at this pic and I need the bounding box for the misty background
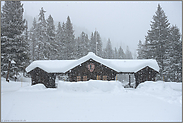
[2,1,181,56]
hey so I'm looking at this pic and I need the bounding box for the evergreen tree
[65,16,75,59]
[77,32,90,58]
[46,15,57,60]
[118,46,126,59]
[55,22,65,59]
[95,31,102,57]
[29,17,38,61]
[138,4,182,81]
[36,7,48,60]
[144,4,170,79]
[125,46,133,59]
[89,31,102,56]
[75,37,80,58]
[85,33,90,54]
[139,40,150,59]
[114,47,118,59]
[76,32,84,58]
[46,15,55,38]
[61,22,67,59]
[137,40,144,59]
[1,1,26,38]
[165,25,182,82]
[104,39,113,59]
[90,32,95,53]
[1,1,29,78]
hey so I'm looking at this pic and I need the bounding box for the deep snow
[1,78,182,122]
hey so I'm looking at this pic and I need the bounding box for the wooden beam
[129,74,131,87]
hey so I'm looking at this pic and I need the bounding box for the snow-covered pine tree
[25,20,29,45]
[75,37,80,59]
[46,15,57,60]
[140,40,150,59]
[65,16,75,60]
[61,22,68,60]
[137,40,144,59]
[118,46,126,59]
[55,22,65,60]
[104,39,114,59]
[76,32,89,58]
[85,33,90,54]
[80,32,86,57]
[89,31,102,56]
[144,4,170,80]
[29,17,38,61]
[95,31,103,57]
[125,46,133,59]
[1,1,25,38]
[1,1,29,78]
[114,47,118,59]
[90,32,96,53]
[76,33,83,58]
[36,7,48,60]
[165,25,182,82]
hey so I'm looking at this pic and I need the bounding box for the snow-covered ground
[1,77,182,122]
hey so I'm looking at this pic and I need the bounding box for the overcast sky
[1,1,182,55]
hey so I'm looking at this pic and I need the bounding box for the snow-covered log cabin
[25,52,159,88]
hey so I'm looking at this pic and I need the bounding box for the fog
[1,1,182,54]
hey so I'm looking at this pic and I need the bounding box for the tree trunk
[6,60,11,82]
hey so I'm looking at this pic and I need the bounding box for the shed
[26,52,159,88]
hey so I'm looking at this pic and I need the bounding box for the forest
[1,1,182,82]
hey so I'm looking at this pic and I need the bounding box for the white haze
[1,1,182,56]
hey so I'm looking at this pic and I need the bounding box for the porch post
[129,74,131,87]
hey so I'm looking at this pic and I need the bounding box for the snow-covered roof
[106,59,159,73]
[26,52,159,73]
[25,60,76,73]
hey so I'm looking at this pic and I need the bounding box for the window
[103,76,107,80]
[83,76,87,81]
[97,75,101,80]
[77,76,81,81]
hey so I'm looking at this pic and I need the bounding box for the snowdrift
[136,81,182,92]
[136,81,182,105]
[57,80,125,93]
[17,80,125,93]
[19,84,46,91]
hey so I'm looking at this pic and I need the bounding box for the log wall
[66,59,118,82]
[29,67,56,88]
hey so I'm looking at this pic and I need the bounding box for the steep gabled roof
[64,52,120,73]
[26,52,159,73]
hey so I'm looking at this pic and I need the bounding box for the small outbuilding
[26,52,159,88]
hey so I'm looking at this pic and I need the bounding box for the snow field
[1,78,182,122]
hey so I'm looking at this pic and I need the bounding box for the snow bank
[136,81,182,92]
[164,82,182,91]
[58,80,125,93]
[136,81,182,105]
[19,84,46,91]
[136,81,167,91]
[1,78,31,92]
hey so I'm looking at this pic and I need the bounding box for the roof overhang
[25,52,159,74]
